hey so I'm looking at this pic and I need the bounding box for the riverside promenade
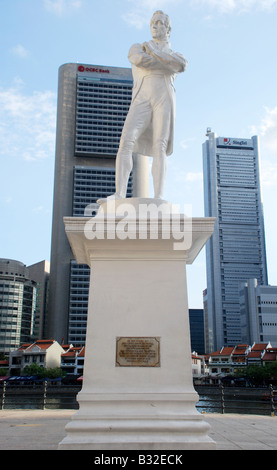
[0,409,277,450]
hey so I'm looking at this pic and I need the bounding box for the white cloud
[180,137,196,150]
[172,169,203,185]
[259,106,277,153]
[122,0,181,29]
[0,85,57,162]
[44,0,82,16]
[185,172,203,183]
[11,44,30,59]
[33,205,44,212]
[250,106,277,187]
[190,0,277,13]
[261,161,277,188]
[4,197,13,204]
[251,106,277,153]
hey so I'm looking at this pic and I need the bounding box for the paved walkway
[0,409,277,450]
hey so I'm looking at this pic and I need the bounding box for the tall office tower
[47,63,149,345]
[240,279,277,347]
[0,259,37,354]
[203,131,268,352]
[189,309,205,354]
[28,260,50,340]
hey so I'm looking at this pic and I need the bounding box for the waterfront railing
[0,380,80,410]
[195,384,276,416]
[0,381,276,416]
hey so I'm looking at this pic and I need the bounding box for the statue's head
[150,10,171,40]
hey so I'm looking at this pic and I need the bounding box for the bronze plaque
[116,337,160,367]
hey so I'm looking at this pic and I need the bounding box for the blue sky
[1,0,277,308]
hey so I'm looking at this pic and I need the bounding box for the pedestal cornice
[64,215,215,265]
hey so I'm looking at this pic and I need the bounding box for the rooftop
[26,340,56,351]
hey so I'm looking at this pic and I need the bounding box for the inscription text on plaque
[116,337,160,367]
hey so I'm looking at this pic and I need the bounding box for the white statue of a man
[98,10,187,203]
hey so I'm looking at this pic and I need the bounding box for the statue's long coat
[127,40,187,157]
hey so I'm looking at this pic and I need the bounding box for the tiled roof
[262,352,277,361]
[191,354,202,360]
[247,351,263,358]
[62,347,82,357]
[251,343,268,351]
[209,347,235,357]
[18,343,32,351]
[262,349,277,361]
[221,347,235,355]
[78,347,85,357]
[62,351,76,357]
[209,350,221,356]
[208,343,275,362]
[62,346,85,358]
[232,345,249,355]
[26,340,56,351]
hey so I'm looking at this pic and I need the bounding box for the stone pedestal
[59,199,216,450]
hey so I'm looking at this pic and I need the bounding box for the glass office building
[72,166,133,217]
[189,309,205,354]
[75,74,133,156]
[0,259,36,354]
[203,132,268,352]
[69,166,133,345]
[240,280,277,347]
[48,63,148,345]
[28,260,50,341]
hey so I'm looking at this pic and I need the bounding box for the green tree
[235,362,277,386]
[23,363,45,378]
[23,363,66,379]
[43,367,66,379]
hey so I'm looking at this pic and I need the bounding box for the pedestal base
[59,393,215,450]
[60,204,216,450]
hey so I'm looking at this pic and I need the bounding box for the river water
[195,386,276,416]
[1,385,276,415]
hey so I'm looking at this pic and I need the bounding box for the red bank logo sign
[224,138,248,146]
[78,65,110,74]
[219,137,252,147]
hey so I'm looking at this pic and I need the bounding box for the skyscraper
[28,260,50,341]
[189,308,205,354]
[47,63,149,344]
[240,279,277,347]
[203,131,268,352]
[0,259,37,354]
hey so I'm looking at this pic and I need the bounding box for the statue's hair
[151,10,171,35]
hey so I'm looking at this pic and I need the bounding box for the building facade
[240,280,277,347]
[28,260,50,341]
[0,259,36,354]
[9,339,65,376]
[60,346,85,376]
[47,63,149,344]
[189,308,205,354]
[203,132,268,352]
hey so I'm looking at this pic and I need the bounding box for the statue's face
[151,14,169,41]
